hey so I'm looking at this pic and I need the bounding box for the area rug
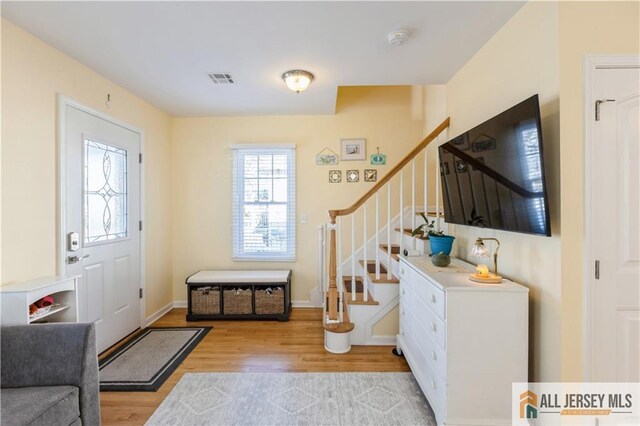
[99,326,212,392]
[146,372,436,425]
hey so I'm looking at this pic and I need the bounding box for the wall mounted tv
[438,94,551,236]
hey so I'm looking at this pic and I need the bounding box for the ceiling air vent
[208,73,234,84]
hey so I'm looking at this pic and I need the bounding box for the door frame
[57,95,146,329]
[583,55,640,380]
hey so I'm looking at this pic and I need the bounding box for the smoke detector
[387,30,410,47]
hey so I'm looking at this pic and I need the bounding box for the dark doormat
[99,326,211,392]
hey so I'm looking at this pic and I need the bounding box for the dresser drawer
[403,284,446,351]
[401,300,447,378]
[401,326,446,418]
[400,261,446,320]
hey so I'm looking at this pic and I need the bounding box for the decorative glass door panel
[84,138,128,244]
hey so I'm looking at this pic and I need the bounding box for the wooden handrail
[324,117,450,327]
[329,117,450,218]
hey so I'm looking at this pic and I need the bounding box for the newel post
[328,211,338,321]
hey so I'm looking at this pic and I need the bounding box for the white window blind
[232,146,296,261]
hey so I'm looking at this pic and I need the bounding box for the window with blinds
[232,146,296,261]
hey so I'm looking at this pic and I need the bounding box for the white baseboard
[144,301,174,327]
[173,300,187,308]
[292,300,318,308]
[365,335,397,346]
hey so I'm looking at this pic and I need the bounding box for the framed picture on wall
[340,138,366,161]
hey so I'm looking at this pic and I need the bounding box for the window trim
[231,145,296,262]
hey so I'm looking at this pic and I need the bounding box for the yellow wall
[558,1,640,381]
[445,2,561,381]
[0,19,174,317]
[171,86,424,304]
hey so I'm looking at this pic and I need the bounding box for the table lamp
[469,237,502,283]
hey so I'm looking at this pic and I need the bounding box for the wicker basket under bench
[186,270,291,321]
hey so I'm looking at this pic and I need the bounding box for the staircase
[322,118,450,353]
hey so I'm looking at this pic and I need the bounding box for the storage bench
[186,270,291,321]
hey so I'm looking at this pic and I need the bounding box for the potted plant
[411,213,455,255]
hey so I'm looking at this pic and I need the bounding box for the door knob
[67,254,90,264]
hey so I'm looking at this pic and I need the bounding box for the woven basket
[191,286,220,314]
[223,288,253,315]
[255,287,285,314]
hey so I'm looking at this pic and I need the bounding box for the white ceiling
[2,1,524,116]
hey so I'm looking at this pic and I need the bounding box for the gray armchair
[1,323,101,426]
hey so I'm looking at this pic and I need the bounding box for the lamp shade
[470,238,490,258]
[282,70,314,93]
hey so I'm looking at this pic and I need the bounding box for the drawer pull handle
[431,322,437,332]
[432,351,437,361]
[401,268,405,275]
[432,379,437,390]
[401,309,405,316]
[401,289,405,295]
[431,294,436,304]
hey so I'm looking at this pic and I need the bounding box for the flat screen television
[438,94,551,236]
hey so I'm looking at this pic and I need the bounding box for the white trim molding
[144,301,174,327]
[582,55,640,381]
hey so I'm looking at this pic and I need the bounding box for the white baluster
[363,203,368,302]
[412,159,416,250]
[318,225,325,293]
[351,214,356,302]
[424,149,428,218]
[338,217,343,322]
[387,183,392,280]
[399,171,404,255]
[375,192,381,280]
[435,135,441,231]
[337,216,343,294]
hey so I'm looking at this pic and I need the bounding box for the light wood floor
[100,308,409,425]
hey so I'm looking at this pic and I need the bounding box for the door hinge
[595,260,600,280]
[595,99,615,121]
[139,288,143,299]
[139,221,143,231]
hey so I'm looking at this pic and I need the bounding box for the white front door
[61,100,141,353]
[588,64,640,381]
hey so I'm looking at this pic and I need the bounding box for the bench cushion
[1,386,80,426]
[187,270,291,284]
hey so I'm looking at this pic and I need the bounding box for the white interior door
[61,100,141,353]
[588,64,640,382]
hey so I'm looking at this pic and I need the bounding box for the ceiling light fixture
[282,70,314,94]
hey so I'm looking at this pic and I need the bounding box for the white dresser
[397,256,528,426]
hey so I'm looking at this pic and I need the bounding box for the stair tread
[345,289,379,305]
[343,278,365,293]
[324,321,354,333]
[323,297,354,333]
[358,260,399,283]
[395,228,428,240]
[358,259,389,274]
[379,244,401,254]
[367,271,399,284]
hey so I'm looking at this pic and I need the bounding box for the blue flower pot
[429,235,455,256]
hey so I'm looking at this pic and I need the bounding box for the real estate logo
[512,383,640,426]
[520,390,538,419]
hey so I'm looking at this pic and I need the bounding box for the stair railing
[325,117,451,323]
